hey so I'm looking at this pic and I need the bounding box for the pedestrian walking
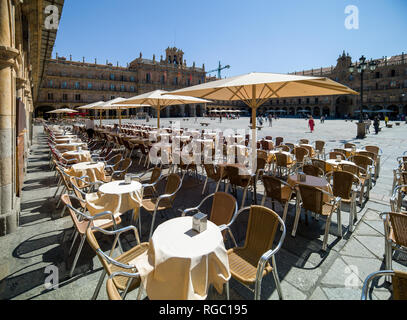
[308,116,315,133]
[365,118,372,134]
[385,115,389,126]
[373,116,380,134]
[85,117,95,139]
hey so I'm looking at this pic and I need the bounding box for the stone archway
[196,105,202,117]
[388,105,399,119]
[313,106,321,117]
[289,107,295,116]
[35,106,55,119]
[335,96,352,118]
[322,107,330,117]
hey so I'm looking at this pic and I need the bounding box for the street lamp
[349,56,377,124]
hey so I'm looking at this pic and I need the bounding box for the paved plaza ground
[0,117,406,300]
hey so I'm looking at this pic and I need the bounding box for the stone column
[0,0,18,235]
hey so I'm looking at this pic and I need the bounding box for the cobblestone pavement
[0,118,406,300]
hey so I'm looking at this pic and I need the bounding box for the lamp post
[349,56,377,138]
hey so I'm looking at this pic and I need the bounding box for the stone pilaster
[0,0,18,235]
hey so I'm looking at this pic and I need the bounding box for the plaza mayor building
[36,47,207,118]
[261,51,407,118]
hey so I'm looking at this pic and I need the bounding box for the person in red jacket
[308,116,315,133]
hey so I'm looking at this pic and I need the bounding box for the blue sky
[53,0,407,77]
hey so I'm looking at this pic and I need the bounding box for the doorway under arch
[35,106,55,119]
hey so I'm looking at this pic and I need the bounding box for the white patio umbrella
[167,72,358,169]
[113,90,211,131]
[373,109,394,113]
[47,108,79,114]
[77,101,105,110]
[91,97,148,128]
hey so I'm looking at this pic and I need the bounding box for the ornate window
[110,74,115,80]
[88,83,92,89]
[75,81,80,89]
[110,84,115,91]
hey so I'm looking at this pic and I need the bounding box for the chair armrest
[181,193,216,217]
[92,225,141,250]
[108,270,140,280]
[361,270,395,300]
[96,249,137,270]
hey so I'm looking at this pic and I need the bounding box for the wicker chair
[381,212,407,278]
[261,176,294,230]
[329,151,347,160]
[361,270,407,300]
[293,184,342,251]
[275,137,284,147]
[390,184,407,213]
[274,152,296,177]
[276,145,290,152]
[293,147,309,170]
[225,165,253,208]
[357,151,379,180]
[223,205,286,300]
[132,166,162,198]
[141,174,183,239]
[302,164,324,177]
[106,271,142,300]
[344,143,356,149]
[202,164,227,195]
[60,194,121,278]
[182,192,238,244]
[314,140,326,160]
[299,139,309,145]
[326,171,361,232]
[392,167,407,197]
[86,225,148,300]
[311,159,334,175]
[340,163,370,207]
[349,154,374,196]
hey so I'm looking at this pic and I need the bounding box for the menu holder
[298,173,307,182]
[192,212,207,233]
[336,156,342,163]
[123,173,132,185]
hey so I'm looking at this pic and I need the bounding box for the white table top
[326,159,355,166]
[65,150,90,155]
[99,180,143,195]
[72,161,104,170]
[151,217,223,258]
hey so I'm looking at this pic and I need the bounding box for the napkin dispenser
[124,173,133,184]
[336,155,342,162]
[298,173,307,182]
[192,212,207,233]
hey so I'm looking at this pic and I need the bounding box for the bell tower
[165,47,184,66]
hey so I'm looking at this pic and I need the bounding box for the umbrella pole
[119,109,122,129]
[157,105,161,133]
[251,85,257,174]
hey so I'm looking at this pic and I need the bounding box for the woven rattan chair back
[332,171,353,200]
[299,139,309,144]
[357,151,376,161]
[329,152,346,160]
[278,145,290,152]
[393,271,407,300]
[298,184,323,215]
[365,146,379,155]
[315,141,325,152]
[311,159,328,174]
[164,174,182,203]
[61,194,87,236]
[242,206,280,266]
[210,192,237,227]
[204,164,219,180]
[226,165,249,187]
[275,153,289,167]
[344,143,356,149]
[262,176,283,203]
[294,147,309,163]
[56,167,73,192]
[351,155,372,172]
[389,212,407,247]
[275,137,284,147]
[150,167,162,184]
[302,164,324,177]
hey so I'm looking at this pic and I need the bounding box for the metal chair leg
[322,215,333,251]
[69,234,86,278]
[69,230,79,255]
[91,269,107,300]
[271,255,284,300]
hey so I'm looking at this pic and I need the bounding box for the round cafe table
[68,161,106,182]
[55,142,87,151]
[287,174,333,202]
[131,216,231,300]
[63,150,91,163]
[98,180,143,214]
[326,159,355,170]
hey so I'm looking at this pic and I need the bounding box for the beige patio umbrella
[113,90,211,131]
[167,72,358,167]
[76,101,105,124]
[47,108,79,114]
[91,97,148,128]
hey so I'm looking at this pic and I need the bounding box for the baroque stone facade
[261,51,407,118]
[36,47,207,118]
[0,0,64,236]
